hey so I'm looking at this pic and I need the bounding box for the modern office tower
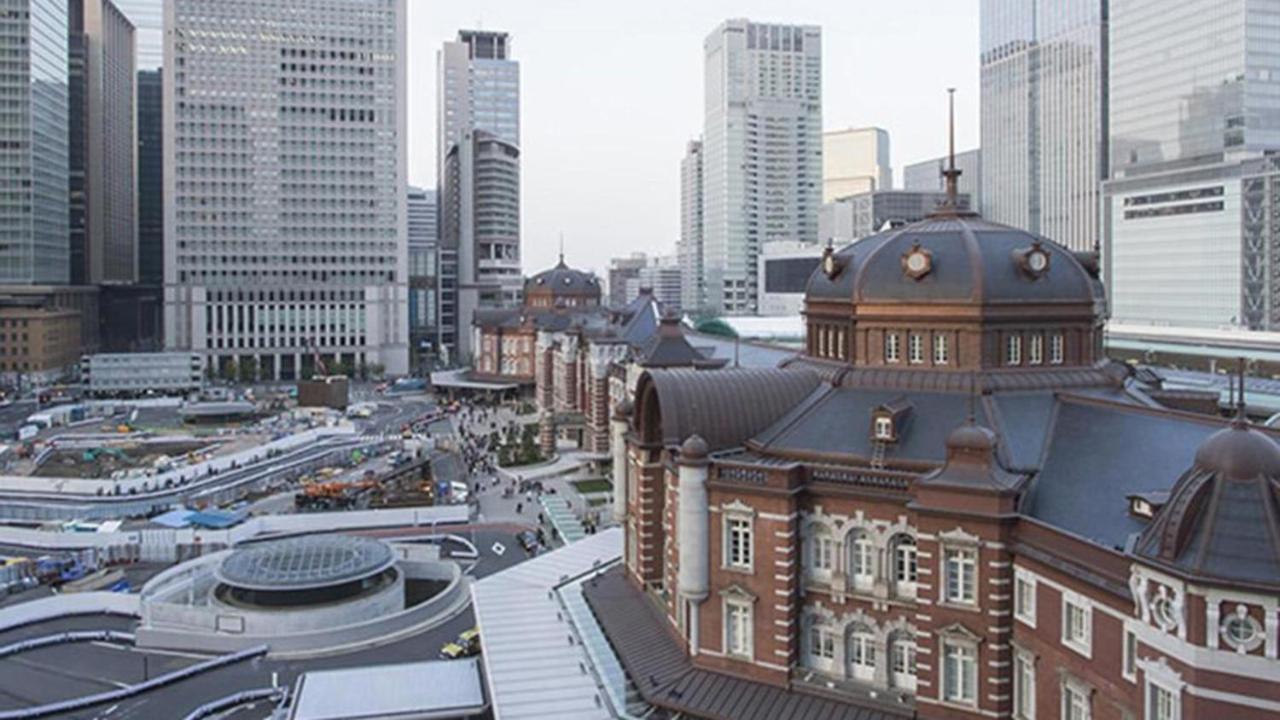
[107,0,159,70]
[437,30,520,362]
[678,140,704,312]
[407,186,439,371]
[69,0,137,287]
[1105,0,1280,330]
[625,255,683,313]
[608,253,648,308]
[903,148,983,210]
[164,0,409,379]
[819,190,969,244]
[980,0,1107,251]
[703,19,822,315]
[757,240,822,317]
[0,0,70,285]
[136,70,161,286]
[822,127,891,202]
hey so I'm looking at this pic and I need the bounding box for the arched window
[848,531,875,587]
[892,534,918,597]
[806,621,837,674]
[847,624,877,682]
[890,632,918,693]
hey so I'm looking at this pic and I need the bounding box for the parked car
[516,530,539,554]
[440,628,480,659]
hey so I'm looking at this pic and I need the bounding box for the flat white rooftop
[288,657,485,720]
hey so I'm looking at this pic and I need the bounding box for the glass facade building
[407,186,438,371]
[0,0,70,285]
[109,0,161,71]
[1105,0,1280,330]
[980,0,1107,251]
[136,69,162,286]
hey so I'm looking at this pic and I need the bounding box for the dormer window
[1006,334,1022,366]
[885,333,901,363]
[1131,497,1154,518]
[874,416,894,441]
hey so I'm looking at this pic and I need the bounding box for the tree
[694,317,738,339]
[238,358,257,384]
[219,361,238,383]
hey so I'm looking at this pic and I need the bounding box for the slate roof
[804,214,1103,308]
[526,256,602,297]
[636,313,728,369]
[583,567,907,720]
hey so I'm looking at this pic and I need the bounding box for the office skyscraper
[823,127,891,202]
[904,148,984,210]
[69,0,137,286]
[1105,0,1280,330]
[678,140,704,312]
[107,0,159,70]
[980,0,1107,251]
[407,186,439,371]
[164,0,409,378]
[136,70,162,287]
[702,20,822,315]
[0,0,70,285]
[437,31,521,362]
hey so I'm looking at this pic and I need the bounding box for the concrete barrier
[0,630,134,659]
[0,592,140,634]
[181,687,285,720]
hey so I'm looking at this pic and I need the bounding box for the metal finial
[1236,356,1247,419]
[943,88,961,208]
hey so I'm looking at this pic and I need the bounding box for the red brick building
[590,199,1280,720]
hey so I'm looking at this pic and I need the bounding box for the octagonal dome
[526,256,601,298]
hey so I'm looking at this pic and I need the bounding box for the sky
[407,0,981,277]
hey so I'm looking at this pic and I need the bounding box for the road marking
[491,542,506,556]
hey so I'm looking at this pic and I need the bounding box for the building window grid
[1006,333,1022,366]
[1050,333,1064,364]
[1063,682,1091,720]
[1062,593,1092,657]
[1014,651,1036,720]
[1015,571,1036,626]
[934,334,949,365]
[909,333,924,364]
[1029,333,1044,365]
[1147,682,1179,720]
[725,599,753,658]
[885,332,900,363]
[943,547,977,605]
[942,641,977,705]
[725,516,753,571]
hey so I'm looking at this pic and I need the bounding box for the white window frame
[850,533,876,584]
[1145,679,1181,720]
[943,546,977,606]
[848,627,877,682]
[885,332,901,363]
[941,640,977,706]
[1122,629,1137,683]
[934,333,949,365]
[808,624,836,661]
[1014,649,1036,720]
[1029,333,1044,365]
[895,537,918,591]
[724,597,753,659]
[1062,678,1092,720]
[891,637,918,692]
[1061,591,1093,658]
[1014,569,1037,627]
[724,514,753,571]
[1006,334,1022,366]
[909,333,924,364]
[1050,332,1064,364]
[873,416,894,441]
[809,530,833,573]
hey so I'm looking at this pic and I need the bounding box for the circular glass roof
[215,535,396,591]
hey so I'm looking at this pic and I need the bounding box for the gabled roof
[635,312,728,369]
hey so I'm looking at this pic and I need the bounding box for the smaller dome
[613,398,634,420]
[947,423,997,453]
[680,434,710,463]
[1193,421,1280,480]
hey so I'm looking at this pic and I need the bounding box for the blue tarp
[187,510,243,529]
[151,509,194,528]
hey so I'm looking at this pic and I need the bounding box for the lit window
[944,547,976,605]
[1006,334,1022,365]
[1063,682,1091,720]
[934,334,949,365]
[1062,593,1092,657]
[1029,334,1043,365]
[943,641,977,705]
[909,334,923,364]
[1014,651,1036,720]
[725,599,752,657]
[726,516,753,570]
[850,534,875,581]
[885,332,900,363]
[1050,333,1064,364]
[1015,571,1036,626]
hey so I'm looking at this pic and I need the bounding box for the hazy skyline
[407,0,980,278]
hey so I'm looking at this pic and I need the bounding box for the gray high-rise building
[0,0,71,285]
[106,0,159,70]
[407,186,438,371]
[678,140,704,312]
[69,0,137,286]
[823,127,891,202]
[437,30,521,362]
[608,253,649,307]
[1104,0,1280,330]
[980,0,1107,251]
[703,19,822,315]
[136,70,162,287]
[820,190,970,244]
[164,0,409,378]
[903,148,983,210]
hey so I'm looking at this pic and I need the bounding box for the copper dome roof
[806,215,1104,309]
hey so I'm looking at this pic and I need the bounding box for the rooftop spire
[943,88,962,209]
[557,233,566,268]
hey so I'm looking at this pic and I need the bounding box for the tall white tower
[702,19,822,316]
[163,0,409,378]
[436,30,521,362]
